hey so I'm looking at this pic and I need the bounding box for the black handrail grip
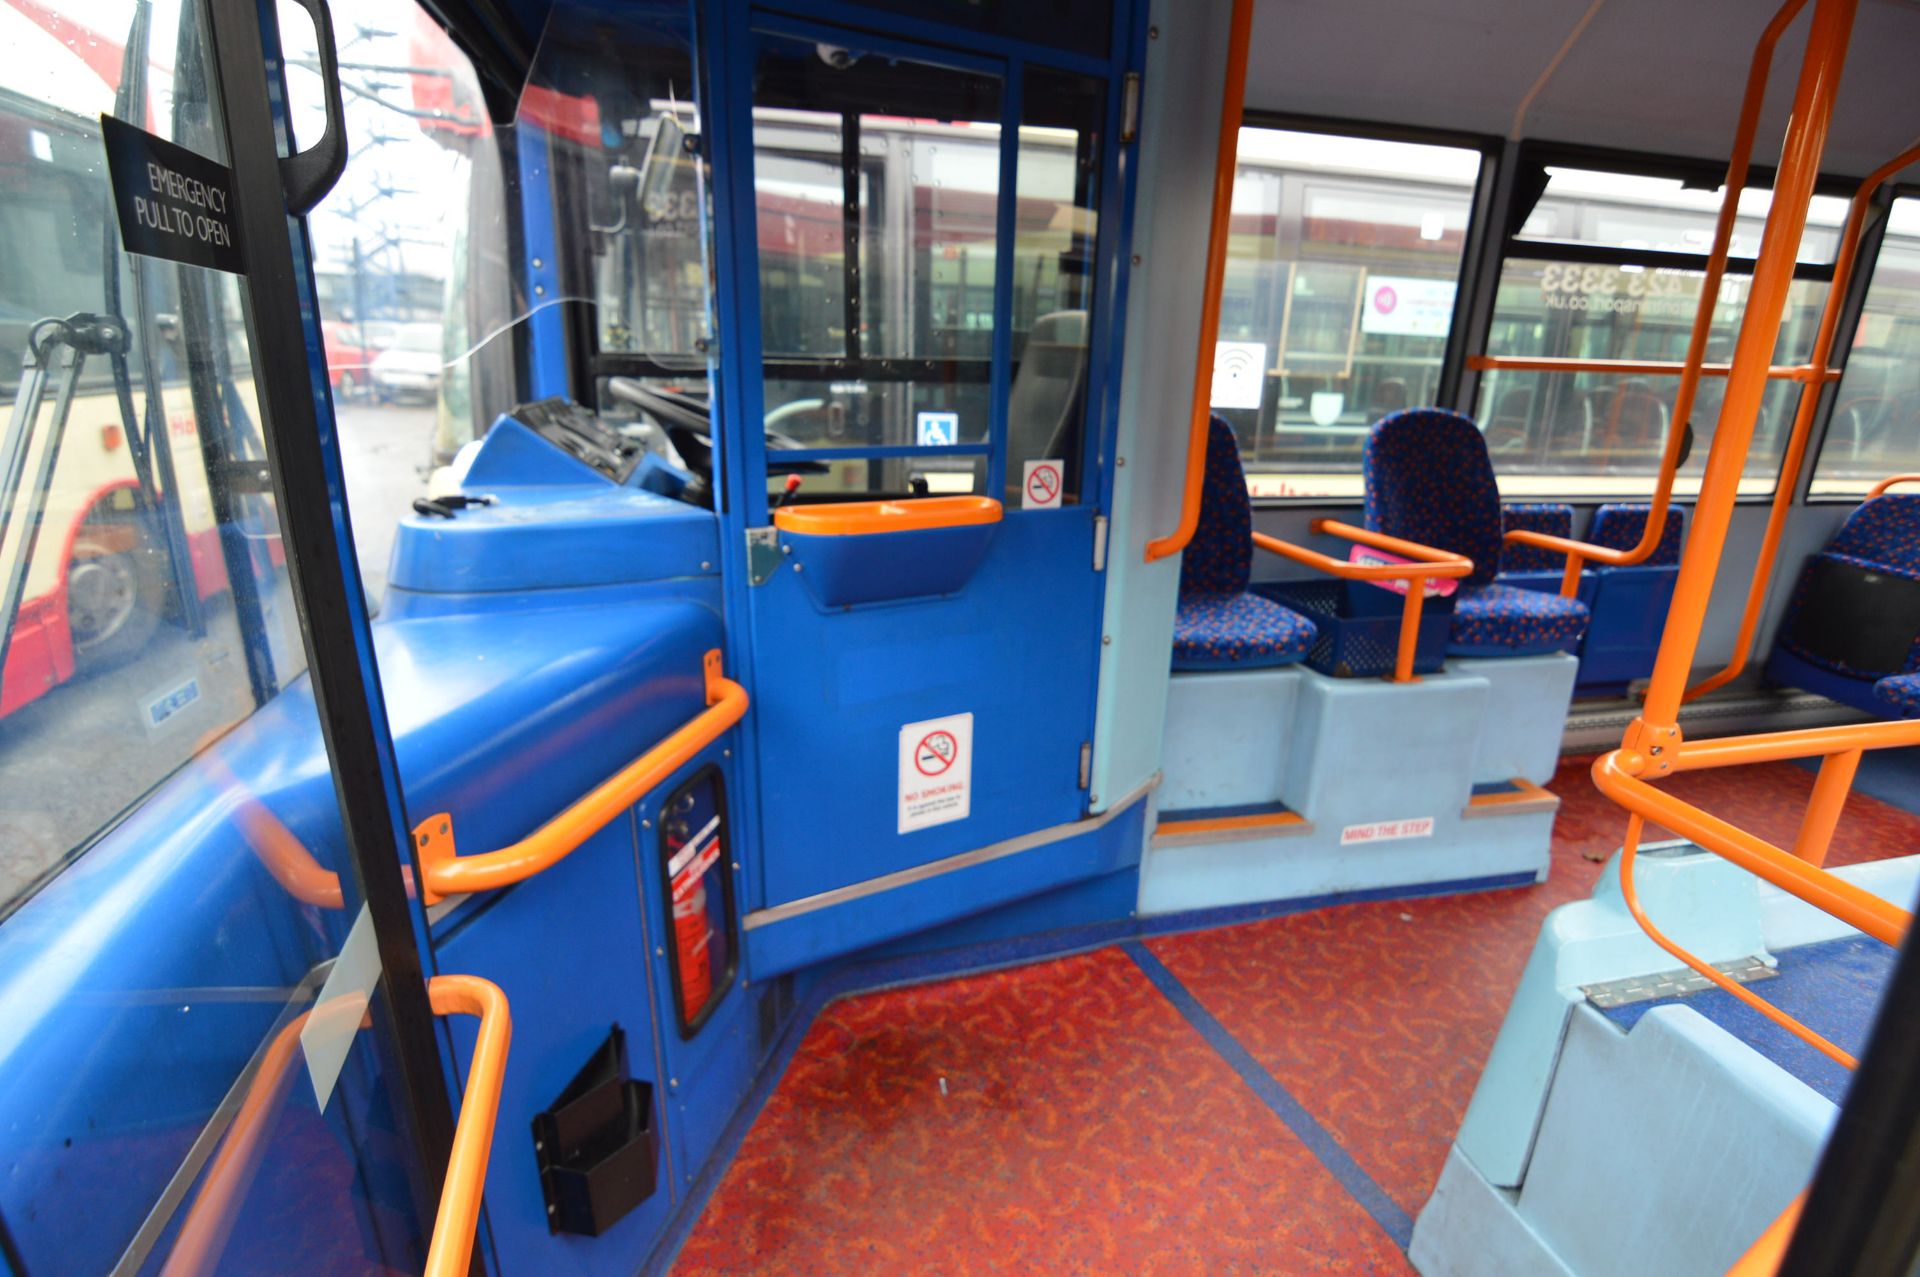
[278,0,348,215]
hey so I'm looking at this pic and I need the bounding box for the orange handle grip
[423,974,511,1277]
[1252,522,1472,682]
[414,650,748,904]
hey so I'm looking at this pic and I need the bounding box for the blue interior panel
[435,820,680,1275]
[746,508,1103,910]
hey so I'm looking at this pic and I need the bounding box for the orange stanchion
[159,978,510,1277]
[1791,748,1862,866]
[1631,0,1859,754]
[1252,522,1473,682]
[1144,0,1255,564]
[413,649,748,904]
[159,1013,313,1277]
[1686,139,1920,703]
[1472,0,1811,600]
[423,974,511,1277]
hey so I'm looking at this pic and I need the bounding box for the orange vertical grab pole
[1144,0,1255,563]
[1633,0,1857,751]
[1686,138,1920,703]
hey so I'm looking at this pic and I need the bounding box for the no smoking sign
[1023,459,1064,509]
[897,711,973,833]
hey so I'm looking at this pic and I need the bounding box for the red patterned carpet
[674,755,1920,1274]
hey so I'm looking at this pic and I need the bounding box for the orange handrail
[1144,0,1254,563]
[159,975,510,1277]
[160,1012,316,1277]
[1594,750,1912,950]
[413,649,748,904]
[1474,0,1809,600]
[424,974,512,1277]
[1726,1194,1805,1277]
[1686,140,1920,703]
[1572,5,1916,1266]
[772,495,1001,536]
[1867,472,1920,498]
[1465,355,1833,382]
[1252,520,1473,682]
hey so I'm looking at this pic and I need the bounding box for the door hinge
[1121,73,1142,143]
[1092,515,1109,572]
[746,526,782,585]
[1078,741,1092,790]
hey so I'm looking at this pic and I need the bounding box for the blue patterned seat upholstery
[1364,408,1588,656]
[1174,592,1320,669]
[1829,493,1920,571]
[1499,503,1573,573]
[1451,583,1591,653]
[1875,673,1920,718]
[1173,416,1317,670]
[1588,503,1685,566]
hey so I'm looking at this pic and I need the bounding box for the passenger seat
[1171,417,1319,669]
[1364,408,1590,657]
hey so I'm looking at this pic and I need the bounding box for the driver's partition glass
[1003,67,1105,508]
[0,0,431,1271]
[751,34,1002,499]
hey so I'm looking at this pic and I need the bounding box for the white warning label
[1339,816,1435,846]
[898,712,973,834]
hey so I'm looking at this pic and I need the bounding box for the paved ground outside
[0,402,434,913]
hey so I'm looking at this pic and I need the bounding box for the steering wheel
[606,378,826,485]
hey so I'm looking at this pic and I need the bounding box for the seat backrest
[1364,407,1503,588]
[1589,503,1685,567]
[1500,503,1573,573]
[1180,415,1252,597]
[1828,493,1920,574]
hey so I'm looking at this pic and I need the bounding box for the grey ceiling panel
[1246,0,1920,179]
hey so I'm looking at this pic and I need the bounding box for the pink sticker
[1347,545,1459,597]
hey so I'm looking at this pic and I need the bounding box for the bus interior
[2,0,1919,1273]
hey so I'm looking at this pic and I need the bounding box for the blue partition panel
[743,509,1105,974]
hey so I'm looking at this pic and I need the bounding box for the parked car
[369,323,444,405]
[321,321,378,401]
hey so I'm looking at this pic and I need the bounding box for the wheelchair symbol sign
[916,411,959,446]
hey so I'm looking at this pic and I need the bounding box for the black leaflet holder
[532,1025,658,1236]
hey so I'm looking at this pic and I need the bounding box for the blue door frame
[698,0,1148,976]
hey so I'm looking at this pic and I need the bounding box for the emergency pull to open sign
[99,114,246,275]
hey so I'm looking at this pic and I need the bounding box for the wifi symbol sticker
[1210,340,1268,411]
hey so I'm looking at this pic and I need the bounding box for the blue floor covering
[1601,935,1895,1104]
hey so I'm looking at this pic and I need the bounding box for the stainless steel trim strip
[744,773,1160,931]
